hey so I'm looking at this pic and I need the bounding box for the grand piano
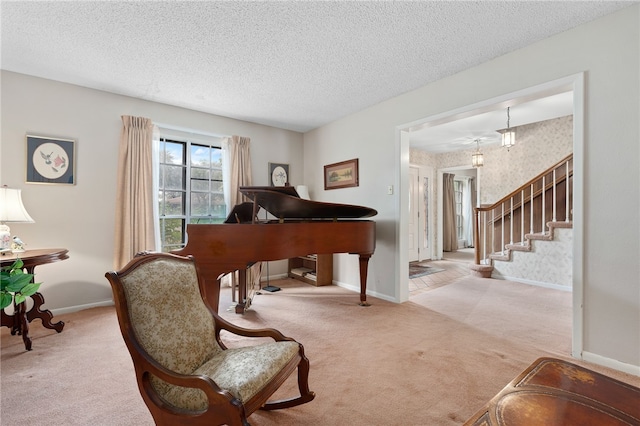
[173,186,377,313]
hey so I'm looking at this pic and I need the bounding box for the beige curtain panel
[228,135,252,208]
[113,115,156,269]
[222,135,254,290]
[442,173,458,252]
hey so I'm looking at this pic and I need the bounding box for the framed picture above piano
[324,158,359,190]
[268,162,289,187]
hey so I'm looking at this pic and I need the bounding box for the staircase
[471,154,573,288]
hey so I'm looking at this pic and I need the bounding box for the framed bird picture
[268,162,289,187]
[26,135,76,185]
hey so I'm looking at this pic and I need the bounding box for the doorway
[397,73,584,359]
[436,166,478,260]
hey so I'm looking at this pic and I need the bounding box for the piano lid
[239,186,377,220]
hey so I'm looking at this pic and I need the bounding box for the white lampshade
[0,187,35,223]
[471,139,484,168]
[499,107,516,150]
[471,152,484,168]
[0,186,34,251]
[500,129,516,149]
[295,185,310,200]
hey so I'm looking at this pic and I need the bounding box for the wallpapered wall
[492,227,573,288]
[410,114,573,204]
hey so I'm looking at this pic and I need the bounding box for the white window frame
[156,129,225,252]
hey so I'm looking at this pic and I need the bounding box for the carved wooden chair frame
[105,252,315,426]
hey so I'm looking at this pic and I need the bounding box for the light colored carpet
[2,276,638,425]
[442,248,475,263]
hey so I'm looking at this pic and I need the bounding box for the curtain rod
[154,122,229,139]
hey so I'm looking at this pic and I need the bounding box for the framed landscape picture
[324,158,359,190]
[26,135,76,185]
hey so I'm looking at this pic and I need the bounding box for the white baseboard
[333,280,396,303]
[51,300,114,316]
[494,274,572,292]
[581,350,640,377]
[49,273,287,315]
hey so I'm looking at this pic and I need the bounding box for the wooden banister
[483,171,573,225]
[473,154,573,266]
[476,154,573,213]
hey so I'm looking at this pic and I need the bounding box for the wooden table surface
[464,357,640,425]
[0,248,69,267]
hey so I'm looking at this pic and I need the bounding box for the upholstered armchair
[105,252,315,426]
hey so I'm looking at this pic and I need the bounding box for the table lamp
[295,185,311,200]
[0,186,35,253]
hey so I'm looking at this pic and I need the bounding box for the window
[158,137,224,252]
[454,179,463,241]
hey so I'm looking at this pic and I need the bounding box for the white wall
[0,71,303,312]
[304,7,639,371]
[303,114,399,302]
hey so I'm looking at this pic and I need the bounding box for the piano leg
[358,254,371,307]
[235,268,247,314]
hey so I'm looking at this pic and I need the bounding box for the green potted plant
[1,259,41,310]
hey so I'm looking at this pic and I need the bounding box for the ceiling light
[498,107,516,150]
[471,139,484,168]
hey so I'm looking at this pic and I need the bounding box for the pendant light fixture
[471,139,484,168]
[499,106,516,150]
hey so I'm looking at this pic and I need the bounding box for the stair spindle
[566,160,570,222]
[530,183,534,234]
[510,198,514,246]
[552,169,557,223]
[521,189,525,245]
[541,176,546,234]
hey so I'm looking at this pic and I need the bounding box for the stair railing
[473,154,573,265]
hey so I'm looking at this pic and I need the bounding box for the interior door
[409,166,420,262]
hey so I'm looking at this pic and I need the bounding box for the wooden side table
[1,248,69,350]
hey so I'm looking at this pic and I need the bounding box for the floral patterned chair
[105,252,315,426]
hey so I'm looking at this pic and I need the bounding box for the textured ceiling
[1,1,635,134]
